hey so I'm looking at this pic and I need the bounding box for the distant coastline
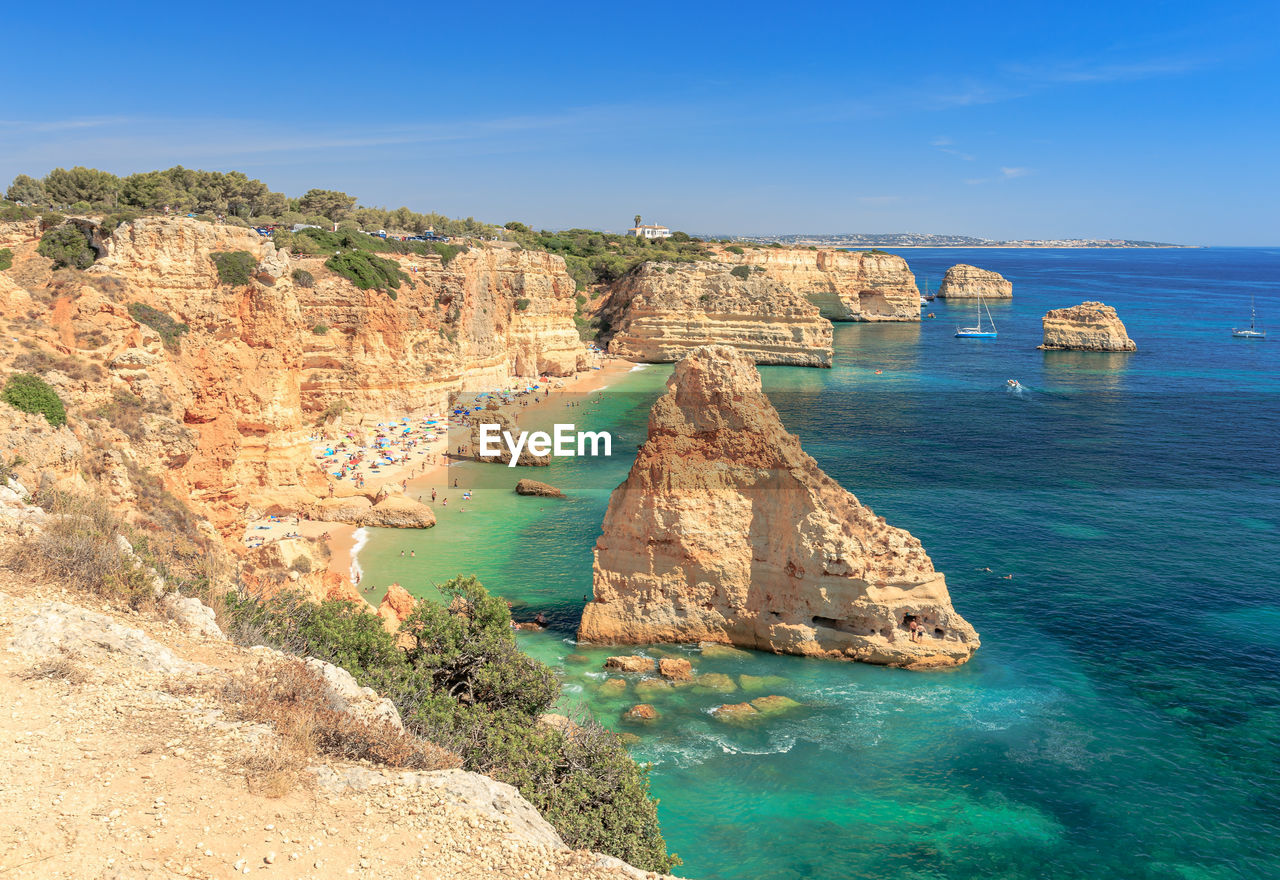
[705,234,1193,249]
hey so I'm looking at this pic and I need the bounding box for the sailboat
[920,276,933,306]
[1232,295,1266,339]
[955,292,997,338]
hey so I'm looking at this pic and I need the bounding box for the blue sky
[1,1,1276,244]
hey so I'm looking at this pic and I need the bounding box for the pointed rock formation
[377,582,417,632]
[937,264,1013,299]
[579,345,979,669]
[1038,301,1137,351]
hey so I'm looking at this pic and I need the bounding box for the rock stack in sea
[1038,301,1137,351]
[937,264,1013,299]
[578,344,980,669]
[601,262,834,367]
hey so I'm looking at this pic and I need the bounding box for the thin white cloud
[1001,166,1031,179]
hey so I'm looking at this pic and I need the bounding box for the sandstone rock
[377,582,416,632]
[658,657,693,681]
[1038,301,1137,351]
[564,652,591,664]
[597,677,628,696]
[580,344,980,669]
[515,478,564,497]
[719,246,922,321]
[470,412,550,466]
[738,673,789,693]
[937,264,1013,299]
[698,642,751,660]
[750,694,802,716]
[603,655,656,674]
[309,495,373,524]
[8,602,203,675]
[693,672,738,694]
[622,703,658,722]
[709,702,759,724]
[361,493,437,528]
[634,678,674,700]
[602,261,834,366]
[303,657,403,731]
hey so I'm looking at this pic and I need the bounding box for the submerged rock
[937,264,1013,299]
[579,344,980,669]
[1038,301,1137,351]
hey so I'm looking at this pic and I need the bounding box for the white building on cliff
[625,220,672,239]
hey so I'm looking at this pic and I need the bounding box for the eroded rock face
[937,264,1013,299]
[602,262,833,366]
[71,217,585,530]
[1039,301,1137,351]
[579,345,979,669]
[718,247,922,322]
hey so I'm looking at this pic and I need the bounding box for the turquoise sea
[357,247,1280,880]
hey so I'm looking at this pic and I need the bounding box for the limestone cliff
[1038,301,1137,351]
[936,264,1013,299]
[601,262,833,367]
[579,345,979,669]
[0,216,588,593]
[715,246,920,321]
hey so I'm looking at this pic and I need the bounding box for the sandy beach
[239,354,639,590]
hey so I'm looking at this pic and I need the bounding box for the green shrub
[725,245,745,255]
[0,248,11,271]
[37,224,95,269]
[98,209,140,232]
[325,250,407,293]
[211,250,258,285]
[39,212,65,230]
[514,298,531,311]
[291,268,315,287]
[3,372,67,426]
[729,265,752,280]
[223,577,676,872]
[312,323,329,335]
[127,302,189,351]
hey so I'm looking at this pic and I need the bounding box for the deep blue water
[363,247,1280,880]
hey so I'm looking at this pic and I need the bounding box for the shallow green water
[360,248,1280,880]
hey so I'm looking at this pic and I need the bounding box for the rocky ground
[0,548,665,880]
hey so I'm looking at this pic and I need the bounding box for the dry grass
[12,490,154,604]
[20,655,90,686]
[218,659,460,797]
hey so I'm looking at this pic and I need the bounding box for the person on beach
[431,488,437,502]
[908,619,922,642]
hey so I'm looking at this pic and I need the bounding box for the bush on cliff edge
[223,577,677,873]
[3,372,67,426]
[324,249,408,294]
[36,224,95,269]
[0,248,12,271]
